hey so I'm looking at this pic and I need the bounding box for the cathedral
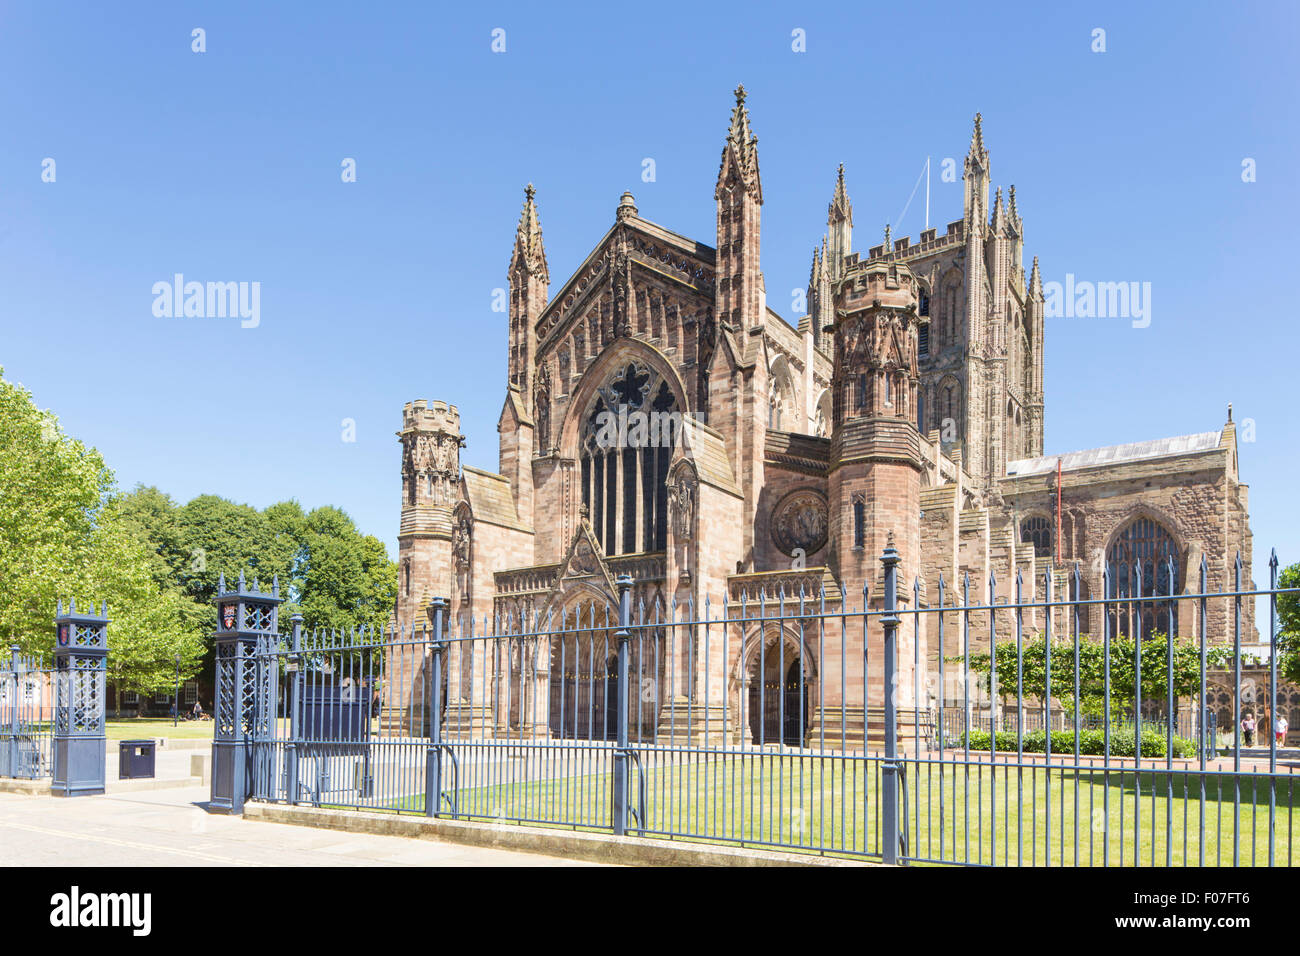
[392,87,1254,745]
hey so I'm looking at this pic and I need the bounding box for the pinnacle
[717,84,761,200]
[969,111,986,158]
[828,163,852,224]
[727,85,755,149]
[513,183,547,274]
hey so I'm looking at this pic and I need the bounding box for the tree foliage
[1276,562,1300,687]
[1,368,398,704]
[951,633,1235,715]
[0,372,113,655]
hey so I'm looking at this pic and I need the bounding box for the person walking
[1242,712,1256,747]
[1277,713,1290,747]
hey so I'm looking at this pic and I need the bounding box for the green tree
[1276,562,1300,686]
[0,371,113,656]
[175,494,297,617]
[115,485,210,639]
[0,371,206,708]
[90,496,206,712]
[953,633,1233,716]
[272,503,397,632]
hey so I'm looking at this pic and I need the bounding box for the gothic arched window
[1107,517,1179,639]
[940,277,962,350]
[580,362,680,555]
[1020,516,1052,559]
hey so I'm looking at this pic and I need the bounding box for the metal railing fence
[235,548,1299,866]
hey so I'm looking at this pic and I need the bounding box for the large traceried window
[580,362,680,556]
[1107,517,1179,639]
[1020,515,1052,559]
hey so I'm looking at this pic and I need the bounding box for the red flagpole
[1056,457,1063,567]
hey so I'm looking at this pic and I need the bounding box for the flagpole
[925,156,931,230]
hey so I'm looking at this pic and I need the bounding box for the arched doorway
[546,598,664,741]
[548,619,619,741]
[746,633,813,747]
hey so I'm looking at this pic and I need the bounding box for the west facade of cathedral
[392,89,1254,743]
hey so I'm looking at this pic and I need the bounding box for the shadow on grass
[1073,768,1300,808]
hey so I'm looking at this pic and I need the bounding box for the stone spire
[809,244,822,286]
[967,112,988,168]
[963,112,990,229]
[1008,183,1021,226]
[826,164,852,278]
[511,183,548,280]
[716,84,762,202]
[1029,255,1042,296]
[507,183,549,398]
[990,186,1006,231]
[828,163,852,226]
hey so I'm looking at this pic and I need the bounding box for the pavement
[0,787,607,867]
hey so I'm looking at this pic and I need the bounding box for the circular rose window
[770,490,829,556]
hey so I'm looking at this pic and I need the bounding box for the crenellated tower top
[401,399,461,435]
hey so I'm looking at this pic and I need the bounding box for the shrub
[951,728,1194,758]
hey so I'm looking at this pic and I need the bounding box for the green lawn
[105,718,215,740]
[339,748,1299,866]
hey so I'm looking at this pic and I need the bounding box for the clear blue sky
[1,1,1296,583]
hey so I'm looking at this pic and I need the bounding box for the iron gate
[0,647,55,780]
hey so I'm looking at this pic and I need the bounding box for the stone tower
[396,400,464,628]
[500,184,547,526]
[961,114,993,486]
[948,113,1045,487]
[828,250,924,597]
[712,84,768,569]
[825,248,928,734]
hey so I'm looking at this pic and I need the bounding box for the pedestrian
[1242,712,1255,747]
[1277,713,1289,747]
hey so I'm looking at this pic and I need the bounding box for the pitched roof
[1006,431,1222,477]
[462,466,531,531]
[678,418,741,495]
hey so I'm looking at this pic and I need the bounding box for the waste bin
[119,739,156,779]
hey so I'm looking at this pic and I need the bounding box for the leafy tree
[127,493,397,636]
[115,485,210,638]
[0,371,112,656]
[175,494,297,617]
[90,496,205,712]
[0,371,206,708]
[289,505,398,633]
[1275,563,1300,687]
[1,369,398,710]
[952,633,1233,716]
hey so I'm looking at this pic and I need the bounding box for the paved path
[0,787,607,867]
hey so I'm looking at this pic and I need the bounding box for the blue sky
[1,1,1296,582]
